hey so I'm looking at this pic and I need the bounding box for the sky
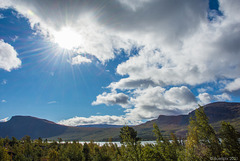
[0,0,240,126]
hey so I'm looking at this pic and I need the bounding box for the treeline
[0,106,239,161]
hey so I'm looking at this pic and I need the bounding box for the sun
[53,27,83,50]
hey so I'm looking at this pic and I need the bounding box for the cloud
[92,92,129,108]
[0,117,9,122]
[108,77,159,90]
[0,13,4,19]
[127,86,197,120]
[225,78,240,92]
[47,101,57,104]
[71,55,92,65]
[198,93,212,105]
[1,0,208,62]
[197,87,213,93]
[1,0,240,123]
[0,40,21,71]
[1,79,7,85]
[58,115,141,126]
[1,99,7,103]
[198,92,231,105]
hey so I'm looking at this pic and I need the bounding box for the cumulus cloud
[126,86,197,120]
[198,92,231,105]
[198,93,212,104]
[92,92,129,108]
[71,55,92,65]
[225,78,240,92]
[58,115,141,126]
[0,40,21,71]
[108,77,159,90]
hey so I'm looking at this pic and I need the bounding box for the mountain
[0,115,119,141]
[0,116,68,139]
[0,102,239,141]
[135,102,240,139]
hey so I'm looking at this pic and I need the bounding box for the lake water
[48,141,156,147]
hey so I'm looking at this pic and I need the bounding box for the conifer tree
[185,105,221,160]
[219,121,240,158]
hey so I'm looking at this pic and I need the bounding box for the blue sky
[0,0,240,125]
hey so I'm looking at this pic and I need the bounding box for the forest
[0,106,239,161]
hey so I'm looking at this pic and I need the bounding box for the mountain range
[0,102,239,141]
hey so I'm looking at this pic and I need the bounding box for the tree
[0,146,11,161]
[153,123,177,161]
[219,121,240,158]
[83,143,91,161]
[48,149,59,161]
[185,105,221,160]
[119,126,141,161]
[58,137,63,144]
[120,126,140,145]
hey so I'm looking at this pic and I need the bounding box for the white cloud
[1,99,7,103]
[127,86,197,120]
[92,92,129,108]
[198,93,212,105]
[225,78,240,92]
[47,101,57,104]
[58,115,141,126]
[198,92,231,105]
[0,40,21,71]
[1,79,7,85]
[11,36,19,42]
[213,93,231,102]
[0,117,9,122]
[71,55,92,65]
[117,0,152,11]
[0,0,208,62]
[0,13,4,19]
[197,87,213,93]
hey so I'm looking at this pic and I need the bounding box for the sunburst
[53,27,83,50]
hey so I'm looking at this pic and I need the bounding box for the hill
[0,115,119,141]
[135,102,240,140]
[0,116,68,139]
[0,102,239,141]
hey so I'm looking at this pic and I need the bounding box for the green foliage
[120,126,140,145]
[220,121,240,158]
[185,105,222,160]
[119,126,142,161]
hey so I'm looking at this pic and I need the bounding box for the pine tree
[153,123,177,161]
[219,121,240,158]
[119,126,141,161]
[185,105,221,160]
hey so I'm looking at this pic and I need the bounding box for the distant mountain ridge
[0,115,68,139]
[135,102,240,139]
[0,102,239,141]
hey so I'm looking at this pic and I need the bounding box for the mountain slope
[0,102,239,141]
[0,116,68,139]
[135,102,240,139]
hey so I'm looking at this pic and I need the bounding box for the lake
[48,141,156,147]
